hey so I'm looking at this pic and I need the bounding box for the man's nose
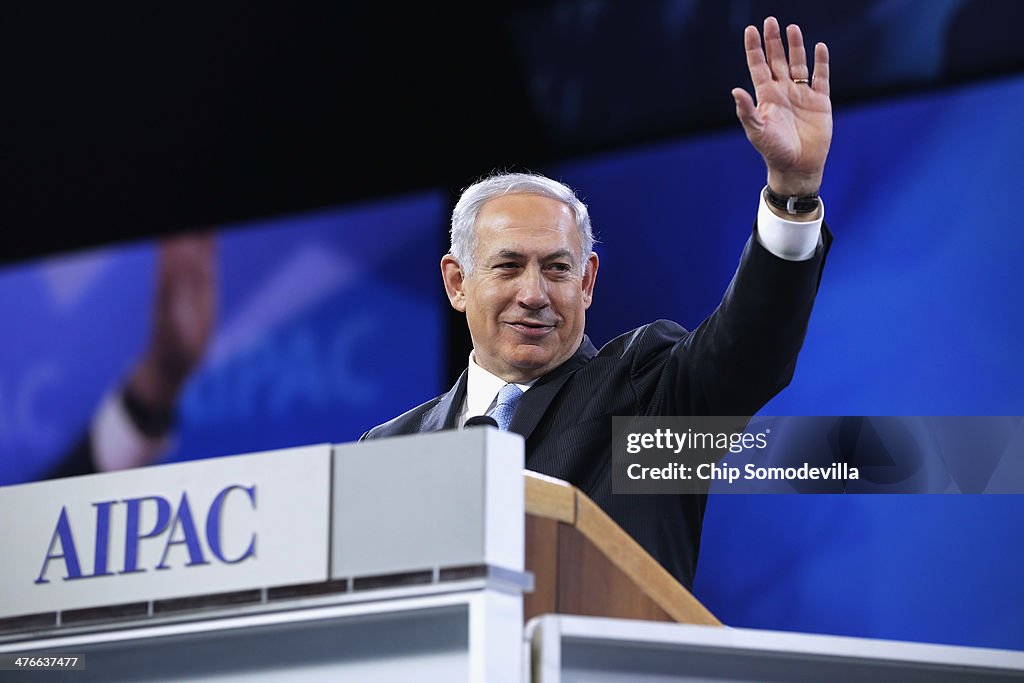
[517,267,550,309]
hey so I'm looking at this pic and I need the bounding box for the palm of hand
[748,80,832,179]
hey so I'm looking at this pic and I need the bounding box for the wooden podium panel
[523,472,720,626]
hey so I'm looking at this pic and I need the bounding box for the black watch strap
[122,386,176,437]
[765,186,820,215]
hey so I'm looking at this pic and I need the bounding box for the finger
[812,41,830,96]
[786,24,809,81]
[731,88,763,135]
[763,16,789,80]
[743,25,772,88]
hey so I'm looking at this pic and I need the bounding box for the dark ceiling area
[4,0,1022,266]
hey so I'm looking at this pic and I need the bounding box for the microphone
[464,415,499,429]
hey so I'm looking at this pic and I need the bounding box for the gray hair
[449,172,595,274]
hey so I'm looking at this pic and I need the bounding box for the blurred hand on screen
[127,232,218,415]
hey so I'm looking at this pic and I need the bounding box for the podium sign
[1,432,528,683]
[0,444,332,619]
[332,429,524,578]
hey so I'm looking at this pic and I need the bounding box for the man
[363,17,831,589]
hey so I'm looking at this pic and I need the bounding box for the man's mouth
[507,321,555,337]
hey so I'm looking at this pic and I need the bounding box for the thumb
[732,88,762,137]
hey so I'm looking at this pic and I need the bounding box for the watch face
[788,196,821,214]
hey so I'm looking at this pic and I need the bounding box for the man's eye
[548,263,571,272]
[494,262,521,271]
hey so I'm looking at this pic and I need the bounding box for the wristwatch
[122,385,176,437]
[764,186,820,215]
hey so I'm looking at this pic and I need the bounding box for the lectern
[1,430,532,681]
[3,429,1022,682]
[523,471,717,626]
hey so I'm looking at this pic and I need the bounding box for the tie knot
[488,383,523,431]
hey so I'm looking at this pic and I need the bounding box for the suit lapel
[508,336,598,441]
[420,369,468,432]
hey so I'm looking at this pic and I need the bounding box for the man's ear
[441,254,467,313]
[581,252,599,310]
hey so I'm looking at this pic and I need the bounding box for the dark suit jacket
[363,227,831,589]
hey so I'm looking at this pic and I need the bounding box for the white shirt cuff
[90,389,171,472]
[755,186,824,261]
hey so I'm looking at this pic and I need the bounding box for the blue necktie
[487,383,523,431]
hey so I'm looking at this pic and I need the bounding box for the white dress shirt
[458,354,536,427]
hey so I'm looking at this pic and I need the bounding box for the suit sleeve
[44,432,97,479]
[630,221,832,417]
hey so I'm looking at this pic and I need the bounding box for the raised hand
[732,16,832,197]
[128,232,218,416]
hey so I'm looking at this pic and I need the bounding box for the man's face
[442,194,599,383]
